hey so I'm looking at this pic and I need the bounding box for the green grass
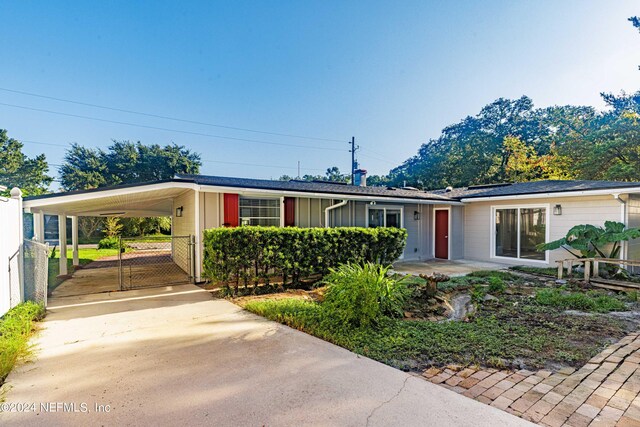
[48,248,119,292]
[535,288,628,313]
[244,294,627,371]
[0,302,46,389]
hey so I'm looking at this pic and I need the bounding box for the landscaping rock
[483,294,499,302]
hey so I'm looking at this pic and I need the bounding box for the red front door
[435,210,449,259]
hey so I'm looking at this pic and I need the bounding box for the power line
[19,140,326,173]
[0,102,346,152]
[0,87,345,143]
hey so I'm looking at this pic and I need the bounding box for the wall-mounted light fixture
[175,206,183,217]
[414,211,421,220]
[553,204,562,216]
[369,201,377,205]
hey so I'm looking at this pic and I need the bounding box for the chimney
[354,169,367,187]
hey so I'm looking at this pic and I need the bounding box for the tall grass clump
[322,263,410,327]
[0,301,45,386]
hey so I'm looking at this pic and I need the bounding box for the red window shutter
[223,193,239,227]
[284,197,295,227]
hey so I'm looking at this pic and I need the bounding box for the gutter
[613,193,627,260]
[324,200,348,228]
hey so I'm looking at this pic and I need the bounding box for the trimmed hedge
[203,226,407,291]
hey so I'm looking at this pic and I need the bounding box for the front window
[494,207,546,261]
[239,197,280,226]
[367,207,403,228]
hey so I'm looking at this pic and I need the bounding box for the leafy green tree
[0,129,53,195]
[59,143,108,190]
[60,140,201,190]
[279,166,349,183]
[104,217,123,238]
[503,136,572,182]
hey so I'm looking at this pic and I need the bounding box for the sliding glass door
[494,206,547,261]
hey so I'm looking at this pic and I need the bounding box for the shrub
[535,288,627,313]
[98,236,119,249]
[202,226,407,292]
[471,284,487,303]
[321,263,409,327]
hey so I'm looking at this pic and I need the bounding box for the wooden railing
[556,258,640,283]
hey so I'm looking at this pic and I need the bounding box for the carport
[23,179,201,293]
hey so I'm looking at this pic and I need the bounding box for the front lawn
[48,248,119,292]
[242,270,636,372]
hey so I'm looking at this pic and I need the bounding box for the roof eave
[459,187,640,202]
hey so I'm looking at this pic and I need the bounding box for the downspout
[324,200,348,228]
[613,193,627,261]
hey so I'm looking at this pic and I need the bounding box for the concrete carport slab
[2,284,532,426]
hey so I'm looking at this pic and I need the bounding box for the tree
[103,217,123,238]
[503,136,572,182]
[60,140,201,191]
[389,96,554,189]
[59,143,108,190]
[278,166,349,183]
[366,174,391,187]
[0,129,53,195]
[78,217,104,240]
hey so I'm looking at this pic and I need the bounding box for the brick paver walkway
[421,332,640,426]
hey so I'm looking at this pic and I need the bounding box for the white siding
[463,195,623,267]
[171,190,195,272]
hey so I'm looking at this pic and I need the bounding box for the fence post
[44,242,49,307]
[593,260,599,278]
[584,260,591,283]
[557,261,563,280]
[118,236,123,291]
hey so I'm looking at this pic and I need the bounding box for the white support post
[71,216,79,266]
[58,214,68,276]
[280,196,285,227]
[33,211,45,242]
[194,189,201,282]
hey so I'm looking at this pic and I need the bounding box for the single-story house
[22,173,640,283]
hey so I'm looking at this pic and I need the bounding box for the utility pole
[297,161,300,179]
[349,136,359,185]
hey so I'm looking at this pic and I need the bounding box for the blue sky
[0,1,638,187]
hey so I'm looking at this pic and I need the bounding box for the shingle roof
[24,175,640,204]
[432,180,640,199]
[176,174,453,201]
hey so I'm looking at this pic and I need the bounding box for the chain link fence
[23,239,49,306]
[119,236,193,290]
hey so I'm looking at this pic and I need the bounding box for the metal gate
[118,235,194,290]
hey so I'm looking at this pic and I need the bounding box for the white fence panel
[0,192,23,317]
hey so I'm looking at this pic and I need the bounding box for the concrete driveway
[3,285,532,426]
